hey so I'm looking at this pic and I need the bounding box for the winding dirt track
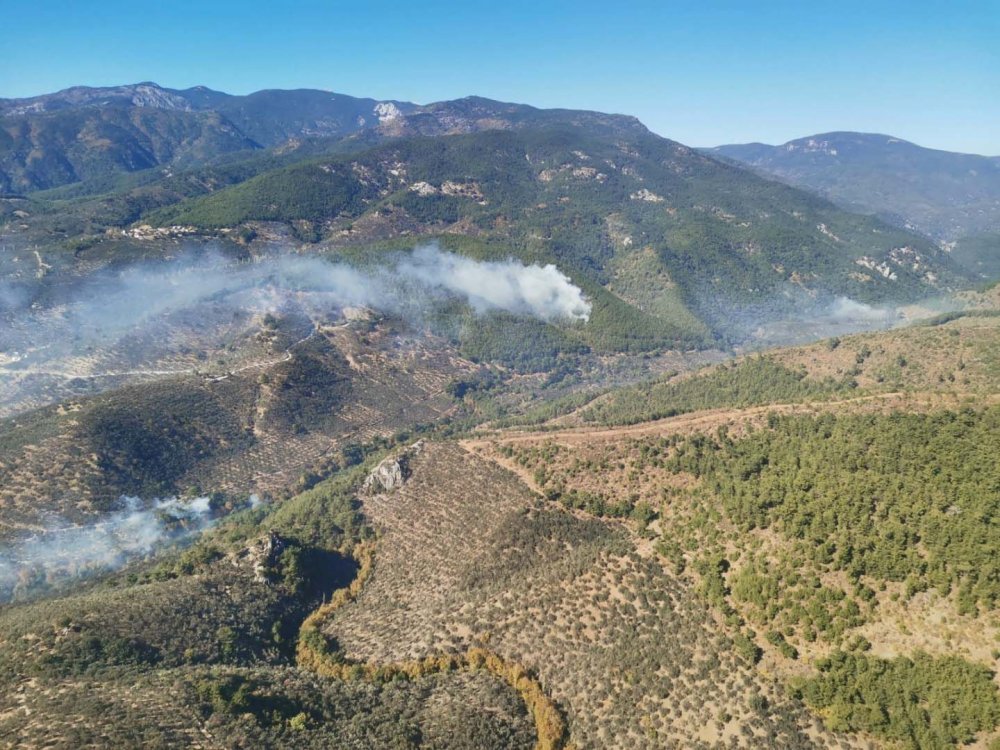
[462,390,995,451]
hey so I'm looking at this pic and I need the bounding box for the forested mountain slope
[711,132,1000,244]
[5,311,1000,748]
[143,124,967,337]
[3,84,979,355]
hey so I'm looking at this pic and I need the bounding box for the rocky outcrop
[230,530,287,583]
[362,440,425,494]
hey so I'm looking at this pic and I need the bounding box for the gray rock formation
[362,440,425,494]
[229,530,287,584]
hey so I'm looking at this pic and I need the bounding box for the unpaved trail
[462,390,992,450]
[204,329,317,381]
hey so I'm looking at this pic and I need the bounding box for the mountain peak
[711,131,1000,240]
[0,81,191,116]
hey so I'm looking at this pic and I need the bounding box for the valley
[2,78,1000,749]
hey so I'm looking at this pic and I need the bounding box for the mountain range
[0,82,646,194]
[710,133,1000,249]
[4,81,1000,750]
[3,82,984,355]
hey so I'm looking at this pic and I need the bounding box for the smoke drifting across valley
[0,242,591,414]
[0,495,248,602]
[0,242,589,363]
[76,244,588,331]
[742,296,900,346]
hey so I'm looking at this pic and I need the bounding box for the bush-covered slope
[0,106,259,192]
[492,318,1000,748]
[951,232,1000,279]
[577,309,1000,425]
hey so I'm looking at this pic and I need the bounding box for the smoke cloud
[825,296,898,323]
[0,242,591,414]
[0,495,219,602]
[9,242,588,333]
[397,245,591,321]
[0,242,590,363]
[740,294,908,347]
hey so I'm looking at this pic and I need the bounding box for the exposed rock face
[363,440,425,494]
[342,305,376,322]
[233,530,287,583]
[630,188,665,203]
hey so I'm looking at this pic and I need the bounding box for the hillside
[464,308,1000,748]
[711,133,1000,246]
[0,105,260,193]
[4,312,1000,748]
[0,82,419,193]
[139,125,967,339]
[3,81,999,750]
[2,84,981,355]
[0,316,473,543]
[0,463,536,749]
[0,83,637,193]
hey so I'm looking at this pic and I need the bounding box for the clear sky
[3,0,998,154]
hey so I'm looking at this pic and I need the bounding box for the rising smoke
[0,495,228,602]
[396,244,591,321]
[825,296,899,323]
[0,242,590,366]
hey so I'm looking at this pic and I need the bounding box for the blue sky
[3,0,998,153]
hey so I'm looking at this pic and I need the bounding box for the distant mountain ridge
[0,83,416,192]
[0,82,195,115]
[0,82,644,193]
[0,83,981,350]
[710,132,1000,242]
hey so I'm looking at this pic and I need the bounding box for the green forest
[666,405,1000,613]
[797,650,1000,749]
[582,357,850,425]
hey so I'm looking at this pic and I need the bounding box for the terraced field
[320,441,861,749]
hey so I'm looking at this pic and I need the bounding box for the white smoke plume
[0,242,590,364]
[53,242,588,330]
[0,495,217,602]
[826,296,897,323]
[397,245,591,321]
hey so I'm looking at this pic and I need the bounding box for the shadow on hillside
[300,548,359,600]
